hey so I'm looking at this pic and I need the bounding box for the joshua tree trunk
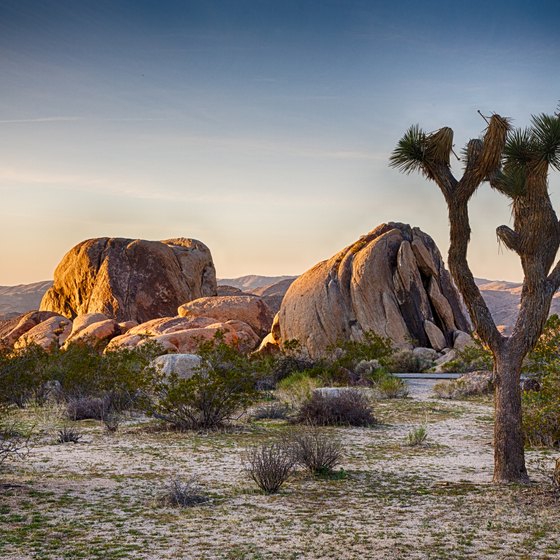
[492,349,528,483]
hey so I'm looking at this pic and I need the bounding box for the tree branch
[447,202,503,352]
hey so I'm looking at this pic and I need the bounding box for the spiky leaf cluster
[389,124,427,176]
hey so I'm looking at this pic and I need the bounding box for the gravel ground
[1,388,559,560]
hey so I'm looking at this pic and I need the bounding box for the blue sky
[1,0,559,284]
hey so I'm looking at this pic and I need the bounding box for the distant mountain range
[218,275,297,292]
[3,275,560,335]
[0,281,53,320]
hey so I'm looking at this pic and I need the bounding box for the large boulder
[178,295,273,338]
[151,354,203,379]
[40,237,217,323]
[268,222,470,359]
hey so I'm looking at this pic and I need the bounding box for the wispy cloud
[0,116,83,124]
[0,116,167,124]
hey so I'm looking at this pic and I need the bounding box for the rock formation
[40,237,217,323]
[178,295,273,338]
[266,222,470,358]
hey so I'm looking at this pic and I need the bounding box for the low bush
[384,350,423,374]
[405,425,428,446]
[146,334,257,430]
[0,411,31,467]
[251,401,290,420]
[245,442,295,494]
[290,429,342,475]
[521,315,560,448]
[523,369,560,448]
[0,344,51,407]
[433,371,494,400]
[296,389,375,427]
[276,372,321,408]
[441,341,493,373]
[161,477,209,507]
[57,426,82,444]
[373,374,409,399]
[66,396,109,421]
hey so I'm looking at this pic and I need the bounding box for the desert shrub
[523,369,560,448]
[0,344,52,407]
[524,315,560,376]
[290,429,342,475]
[373,374,409,399]
[66,395,109,420]
[52,341,160,406]
[405,425,428,446]
[57,426,82,444]
[251,401,290,420]
[102,411,121,433]
[161,477,209,507]
[276,372,321,408]
[384,350,423,373]
[296,389,375,427]
[245,441,295,494]
[520,316,560,448]
[146,335,257,430]
[433,371,494,400]
[441,340,493,373]
[256,354,318,390]
[0,409,31,467]
[329,331,393,370]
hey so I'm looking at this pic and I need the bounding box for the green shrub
[276,371,321,408]
[146,335,257,430]
[523,368,560,447]
[384,350,423,373]
[328,331,393,370]
[519,316,560,448]
[373,374,409,399]
[441,340,493,373]
[405,425,428,446]
[0,344,51,407]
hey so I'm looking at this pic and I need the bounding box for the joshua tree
[390,107,560,483]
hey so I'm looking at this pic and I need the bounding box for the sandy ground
[1,383,559,560]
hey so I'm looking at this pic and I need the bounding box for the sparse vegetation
[57,426,83,444]
[244,441,295,494]
[405,425,428,447]
[290,428,343,475]
[161,477,209,507]
[0,412,31,467]
[296,389,376,427]
[145,334,257,430]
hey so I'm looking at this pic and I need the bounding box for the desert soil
[1,383,559,560]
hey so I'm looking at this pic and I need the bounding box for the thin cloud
[0,116,167,124]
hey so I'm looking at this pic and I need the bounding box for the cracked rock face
[40,237,217,323]
[271,223,469,359]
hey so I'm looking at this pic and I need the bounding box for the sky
[1,0,559,285]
